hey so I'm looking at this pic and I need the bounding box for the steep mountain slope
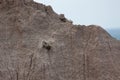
[107,29,120,40]
[0,0,120,80]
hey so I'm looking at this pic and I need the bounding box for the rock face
[0,0,120,80]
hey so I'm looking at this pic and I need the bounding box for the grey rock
[0,0,120,80]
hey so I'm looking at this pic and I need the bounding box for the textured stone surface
[0,0,120,80]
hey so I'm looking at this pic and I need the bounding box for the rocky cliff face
[0,0,120,80]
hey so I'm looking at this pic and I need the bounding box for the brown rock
[0,0,120,80]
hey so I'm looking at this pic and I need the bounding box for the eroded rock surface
[0,0,120,80]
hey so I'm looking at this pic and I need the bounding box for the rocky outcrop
[0,0,33,10]
[0,0,120,80]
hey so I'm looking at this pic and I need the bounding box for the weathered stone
[0,0,120,80]
[59,14,67,22]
